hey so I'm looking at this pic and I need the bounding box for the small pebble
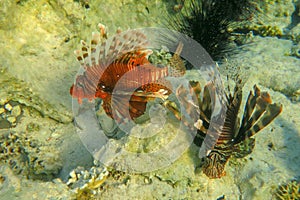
[7,116,16,124]
[144,177,151,184]
[0,98,8,106]
[0,108,5,115]
[4,103,12,112]
[11,105,21,117]
[0,174,5,184]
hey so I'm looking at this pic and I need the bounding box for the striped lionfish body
[70,23,185,121]
[175,80,282,178]
[202,83,282,178]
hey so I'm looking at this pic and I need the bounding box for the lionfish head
[70,75,97,103]
[202,150,227,178]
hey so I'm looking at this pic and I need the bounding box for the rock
[6,116,16,125]
[4,103,12,112]
[11,105,21,117]
[0,108,5,115]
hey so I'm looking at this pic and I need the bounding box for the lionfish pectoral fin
[109,93,149,122]
[129,100,147,119]
[163,100,181,121]
[129,92,153,103]
[188,81,212,128]
[232,137,256,158]
[243,96,270,129]
[237,85,282,142]
[244,103,282,138]
[102,100,113,119]
[130,87,169,102]
[170,81,201,125]
[238,85,266,136]
[240,86,259,129]
[189,81,202,102]
[201,83,215,122]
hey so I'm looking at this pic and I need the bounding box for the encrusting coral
[66,161,109,199]
[274,180,300,200]
[0,131,62,180]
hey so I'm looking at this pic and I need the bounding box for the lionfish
[174,80,282,178]
[70,23,185,122]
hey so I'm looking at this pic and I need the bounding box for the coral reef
[248,24,283,37]
[291,43,300,58]
[66,161,108,199]
[239,0,294,36]
[274,180,300,200]
[0,131,62,180]
[0,0,298,199]
[148,47,173,66]
[0,100,22,129]
[0,70,72,124]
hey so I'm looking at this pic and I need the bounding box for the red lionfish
[70,23,185,122]
[174,80,282,178]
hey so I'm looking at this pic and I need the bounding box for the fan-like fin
[216,85,242,146]
[239,85,261,130]
[245,103,282,138]
[201,83,215,121]
[236,86,282,143]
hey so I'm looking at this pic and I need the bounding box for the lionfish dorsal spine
[90,32,101,66]
[240,90,255,130]
[74,24,106,69]
[98,30,151,67]
[216,86,242,147]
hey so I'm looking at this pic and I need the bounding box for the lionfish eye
[98,83,111,93]
[98,82,106,90]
